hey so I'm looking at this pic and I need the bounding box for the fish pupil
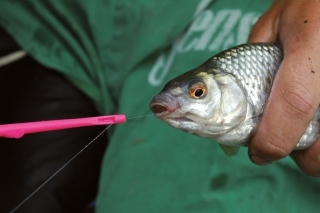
[195,89,203,97]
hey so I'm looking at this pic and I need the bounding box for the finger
[291,139,320,177]
[249,47,320,164]
[248,0,283,43]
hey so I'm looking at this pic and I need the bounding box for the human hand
[248,0,320,176]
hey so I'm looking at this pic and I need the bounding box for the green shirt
[1,0,320,212]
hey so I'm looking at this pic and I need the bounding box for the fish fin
[219,144,239,156]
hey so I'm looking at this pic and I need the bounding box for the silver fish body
[150,43,320,150]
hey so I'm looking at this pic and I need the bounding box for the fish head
[150,64,248,140]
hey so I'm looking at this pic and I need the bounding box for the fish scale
[210,43,282,109]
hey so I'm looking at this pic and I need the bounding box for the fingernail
[250,155,272,165]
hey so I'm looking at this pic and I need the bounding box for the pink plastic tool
[0,114,126,139]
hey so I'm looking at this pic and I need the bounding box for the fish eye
[188,81,207,99]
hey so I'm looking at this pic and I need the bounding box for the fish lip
[150,102,192,122]
[150,93,194,123]
[149,93,180,116]
[149,101,175,112]
[149,102,174,117]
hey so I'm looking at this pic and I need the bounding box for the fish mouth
[149,102,179,119]
[150,100,194,123]
[150,103,170,114]
[149,93,196,126]
[150,95,207,134]
[149,93,180,116]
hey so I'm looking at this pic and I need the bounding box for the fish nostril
[151,104,168,114]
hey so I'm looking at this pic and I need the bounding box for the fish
[149,43,320,156]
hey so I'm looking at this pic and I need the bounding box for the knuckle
[280,82,316,120]
[256,134,292,159]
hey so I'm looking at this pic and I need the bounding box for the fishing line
[9,113,154,213]
[9,124,113,213]
[127,113,154,120]
[10,114,153,213]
